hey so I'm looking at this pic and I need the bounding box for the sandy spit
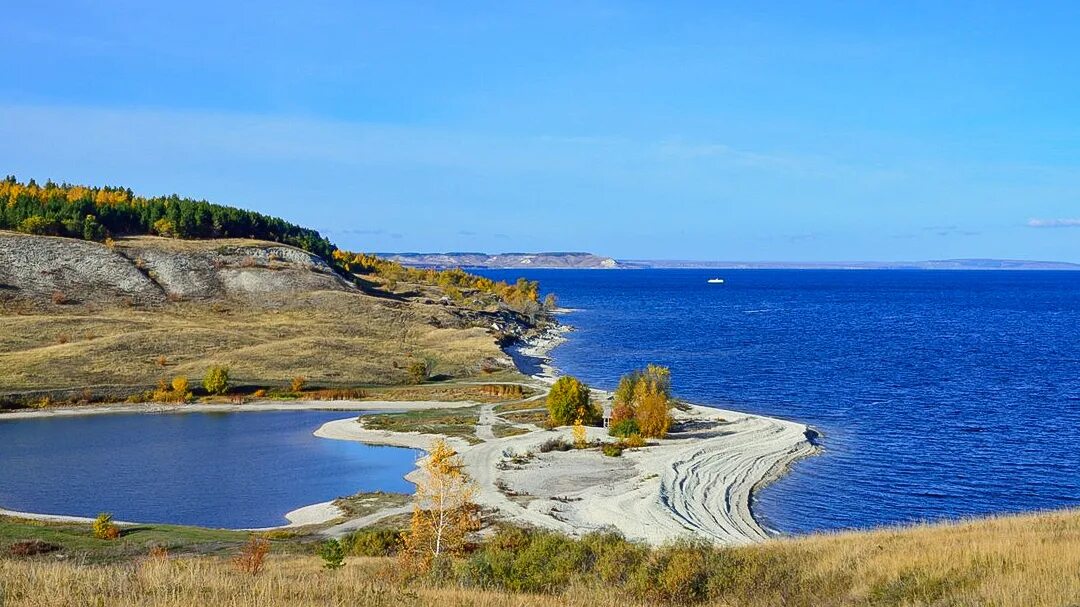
[315,400,817,546]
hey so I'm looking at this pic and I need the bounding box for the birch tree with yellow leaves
[401,439,479,569]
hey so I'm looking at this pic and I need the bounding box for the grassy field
[362,406,484,444]
[0,296,504,396]
[1,510,1077,606]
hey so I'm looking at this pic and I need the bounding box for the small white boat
[707,278,725,284]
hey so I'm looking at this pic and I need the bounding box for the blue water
[481,269,1080,534]
[0,411,419,528]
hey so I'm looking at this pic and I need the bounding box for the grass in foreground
[2,510,1079,606]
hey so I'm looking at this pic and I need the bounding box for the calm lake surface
[481,269,1080,534]
[0,411,418,528]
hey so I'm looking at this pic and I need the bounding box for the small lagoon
[0,410,419,528]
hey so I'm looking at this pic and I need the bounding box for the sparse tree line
[333,250,545,317]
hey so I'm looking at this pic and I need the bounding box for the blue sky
[2,1,1079,261]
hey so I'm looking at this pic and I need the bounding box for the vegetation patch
[492,424,531,439]
[501,409,548,426]
[332,491,412,519]
[0,510,1077,604]
[362,406,482,443]
[0,515,303,564]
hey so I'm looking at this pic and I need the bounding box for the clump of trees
[153,376,192,403]
[0,177,334,259]
[545,375,600,426]
[610,365,674,439]
[401,439,479,570]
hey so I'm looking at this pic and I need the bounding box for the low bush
[8,540,61,557]
[538,437,572,453]
[317,539,346,570]
[341,528,401,557]
[290,376,306,393]
[627,539,712,604]
[480,384,524,398]
[620,434,647,449]
[233,536,271,576]
[455,527,595,594]
[92,513,120,540]
[407,360,430,385]
[609,418,640,438]
[602,443,624,457]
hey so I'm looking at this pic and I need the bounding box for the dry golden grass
[0,290,505,394]
[0,556,582,607]
[1,510,1078,606]
[738,509,1080,606]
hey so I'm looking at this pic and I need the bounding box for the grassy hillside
[1,509,1077,606]
[0,233,532,402]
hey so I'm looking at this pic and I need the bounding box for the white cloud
[1027,218,1080,228]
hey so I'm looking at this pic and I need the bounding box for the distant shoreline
[383,251,1080,271]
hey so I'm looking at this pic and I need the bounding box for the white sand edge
[314,400,816,546]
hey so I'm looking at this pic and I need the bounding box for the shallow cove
[0,410,419,528]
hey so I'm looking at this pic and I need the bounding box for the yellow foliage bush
[291,376,306,393]
[92,513,120,540]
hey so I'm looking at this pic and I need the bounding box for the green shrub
[458,527,595,594]
[602,443,624,457]
[340,528,401,557]
[581,531,648,585]
[317,539,346,570]
[203,366,230,395]
[609,418,640,438]
[18,215,58,235]
[628,539,712,604]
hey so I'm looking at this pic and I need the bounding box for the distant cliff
[378,252,1080,271]
[382,252,624,269]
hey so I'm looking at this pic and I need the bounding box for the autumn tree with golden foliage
[572,418,588,448]
[92,513,120,540]
[546,375,599,426]
[612,364,673,438]
[401,439,479,570]
[634,378,672,438]
[290,375,306,393]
